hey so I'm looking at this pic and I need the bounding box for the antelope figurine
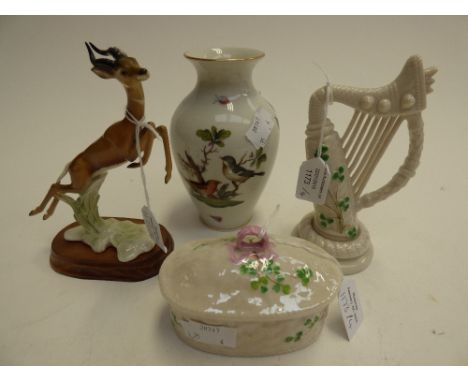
[29,42,172,220]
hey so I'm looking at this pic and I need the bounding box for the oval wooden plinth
[50,218,174,282]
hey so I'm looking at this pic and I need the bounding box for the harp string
[353,116,399,194]
[351,115,392,184]
[355,116,403,196]
[342,109,360,144]
[348,115,382,174]
[345,114,375,169]
[343,111,365,153]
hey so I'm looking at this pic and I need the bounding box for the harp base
[292,212,373,275]
[333,250,373,275]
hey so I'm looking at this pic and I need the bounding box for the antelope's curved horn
[85,41,116,71]
[85,42,97,65]
[89,42,126,60]
[88,42,111,56]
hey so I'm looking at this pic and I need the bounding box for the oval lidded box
[159,226,343,356]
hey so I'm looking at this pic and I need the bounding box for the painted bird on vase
[220,155,265,186]
[187,179,221,197]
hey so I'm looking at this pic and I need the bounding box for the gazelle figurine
[29,42,173,280]
[30,42,172,220]
[293,56,436,275]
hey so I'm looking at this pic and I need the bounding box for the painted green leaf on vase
[196,129,212,141]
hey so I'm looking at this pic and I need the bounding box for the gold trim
[184,48,265,62]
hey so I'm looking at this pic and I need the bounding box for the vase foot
[199,214,253,231]
[50,217,174,282]
[292,212,373,275]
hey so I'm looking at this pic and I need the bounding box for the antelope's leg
[29,184,58,216]
[29,182,79,220]
[44,198,60,220]
[42,159,93,219]
[139,128,154,166]
[30,158,91,218]
[42,184,80,220]
[156,125,173,184]
[127,129,154,168]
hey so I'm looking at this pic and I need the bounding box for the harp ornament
[293,56,436,274]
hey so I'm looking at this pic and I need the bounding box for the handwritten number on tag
[338,278,363,340]
[180,319,237,348]
[246,107,275,149]
[295,157,330,204]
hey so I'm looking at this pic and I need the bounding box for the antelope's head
[85,42,150,84]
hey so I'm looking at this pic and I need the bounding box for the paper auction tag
[338,278,364,340]
[142,205,167,253]
[246,107,275,149]
[180,319,237,348]
[295,157,330,204]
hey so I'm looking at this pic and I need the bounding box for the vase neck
[191,60,258,92]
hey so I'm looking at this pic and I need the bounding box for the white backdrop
[0,16,467,365]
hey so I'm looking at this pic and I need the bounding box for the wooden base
[50,218,174,282]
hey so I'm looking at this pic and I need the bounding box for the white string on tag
[126,110,167,253]
[126,110,156,208]
[295,62,333,205]
[317,83,332,159]
[259,204,280,238]
[309,61,333,159]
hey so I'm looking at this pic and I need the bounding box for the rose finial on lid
[228,224,277,264]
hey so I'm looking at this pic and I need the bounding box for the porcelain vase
[171,47,279,230]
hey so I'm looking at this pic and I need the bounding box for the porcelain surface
[171,47,279,230]
[294,56,436,274]
[159,234,342,356]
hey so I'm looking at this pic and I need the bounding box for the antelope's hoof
[127,162,141,169]
[42,213,51,220]
[165,174,171,184]
[29,210,36,216]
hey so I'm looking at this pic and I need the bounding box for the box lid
[159,230,342,322]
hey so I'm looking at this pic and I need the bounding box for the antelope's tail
[56,162,70,183]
